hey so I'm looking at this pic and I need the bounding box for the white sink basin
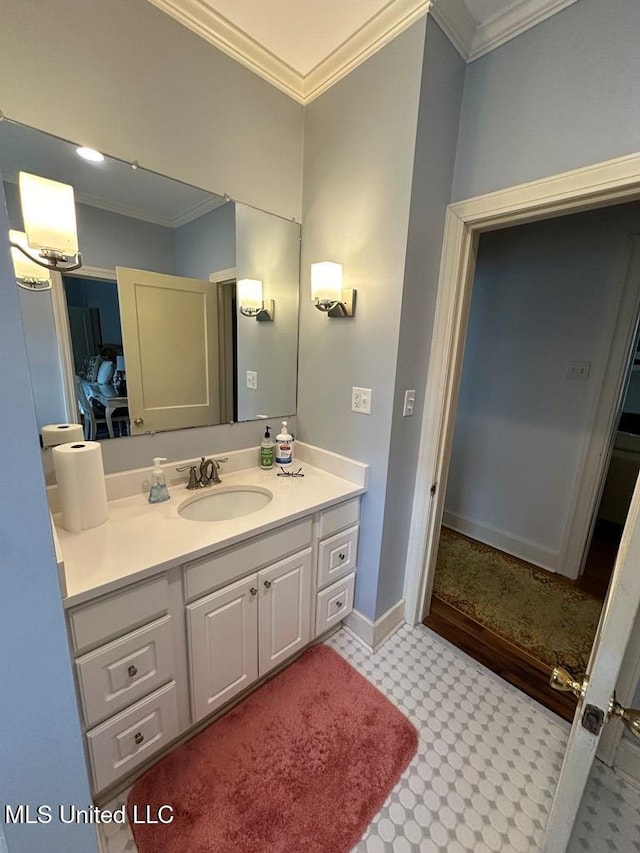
[178,485,273,522]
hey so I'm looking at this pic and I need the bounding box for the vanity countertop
[55,461,366,609]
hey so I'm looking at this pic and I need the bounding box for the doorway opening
[420,202,640,719]
[406,198,640,728]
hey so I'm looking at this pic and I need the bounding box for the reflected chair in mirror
[75,376,129,440]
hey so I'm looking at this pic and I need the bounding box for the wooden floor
[424,522,619,723]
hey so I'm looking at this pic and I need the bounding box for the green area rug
[434,528,604,674]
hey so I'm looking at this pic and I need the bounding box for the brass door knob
[550,666,588,699]
[134,417,144,427]
[610,699,640,741]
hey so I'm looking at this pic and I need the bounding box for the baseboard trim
[614,736,640,790]
[344,599,405,652]
[442,511,561,574]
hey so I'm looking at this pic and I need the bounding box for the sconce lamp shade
[9,230,51,288]
[237,279,263,312]
[311,261,343,305]
[19,171,79,256]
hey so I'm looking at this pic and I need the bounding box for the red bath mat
[128,644,418,852]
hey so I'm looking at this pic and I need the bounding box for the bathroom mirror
[0,117,300,437]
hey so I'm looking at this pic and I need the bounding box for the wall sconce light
[310,261,356,317]
[9,230,51,291]
[8,172,82,277]
[237,279,274,321]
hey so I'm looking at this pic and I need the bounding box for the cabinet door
[187,574,258,722]
[258,548,312,677]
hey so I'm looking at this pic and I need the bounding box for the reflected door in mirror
[117,267,231,434]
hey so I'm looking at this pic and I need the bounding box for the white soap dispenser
[275,421,293,465]
[149,457,170,503]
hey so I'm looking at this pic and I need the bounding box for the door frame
[403,150,640,627]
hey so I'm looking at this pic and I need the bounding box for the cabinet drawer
[86,681,179,793]
[184,517,312,601]
[76,616,174,728]
[69,576,169,653]
[317,525,358,588]
[315,572,355,636]
[318,498,360,539]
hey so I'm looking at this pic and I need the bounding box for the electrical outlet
[567,361,591,380]
[352,387,372,414]
[246,370,258,390]
[403,389,416,417]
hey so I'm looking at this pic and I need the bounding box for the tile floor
[99,623,640,853]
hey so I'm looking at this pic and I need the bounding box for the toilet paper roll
[41,423,85,448]
[52,441,108,533]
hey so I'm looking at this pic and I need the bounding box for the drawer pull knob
[250,587,257,596]
[134,732,144,745]
[128,665,138,678]
[339,553,346,560]
[336,600,343,608]
[264,580,272,589]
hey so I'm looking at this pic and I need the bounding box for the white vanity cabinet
[184,517,314,722]
[187,547,312,722]
[314,497,360,636]
[65,495,361,796]
[67,574,184,793]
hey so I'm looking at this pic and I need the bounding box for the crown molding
[146,0,305,103]
[147,0,578,101]
[468,0,578,61]
[429,0,475,61]
[2,167,226,228]
[147,0,434,105]
[303,0,433,103]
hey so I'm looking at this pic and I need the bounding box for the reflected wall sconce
[8,172,83,283]
[9,230,51,291]
[310,261,356,317]
[237,279,274,321]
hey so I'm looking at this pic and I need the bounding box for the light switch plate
[246,370,258,390]
[567,361,591,380]
[352,387,372,414]
[403,389,416,417]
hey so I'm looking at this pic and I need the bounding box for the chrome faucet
[176,457,228,489]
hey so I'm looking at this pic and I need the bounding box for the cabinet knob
[134,732,144,745]
[336,600,343,608]
[338,553,346,561]
[264,580,272,589]
[250,587,257,596]
[134,417,144,427]
[127,665,138,678]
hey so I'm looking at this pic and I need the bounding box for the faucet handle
[176,463,202,490]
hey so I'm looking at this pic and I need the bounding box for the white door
[117,267,220,434]
[258,549,312,676]
[187,574,258,722]
[543,472,640,852]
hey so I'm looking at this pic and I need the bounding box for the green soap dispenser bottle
[149,457,170,503]
[260,426,274,469]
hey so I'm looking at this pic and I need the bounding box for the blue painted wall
[453,0,640,201]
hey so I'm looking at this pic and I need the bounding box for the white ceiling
[146,0,578,103]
